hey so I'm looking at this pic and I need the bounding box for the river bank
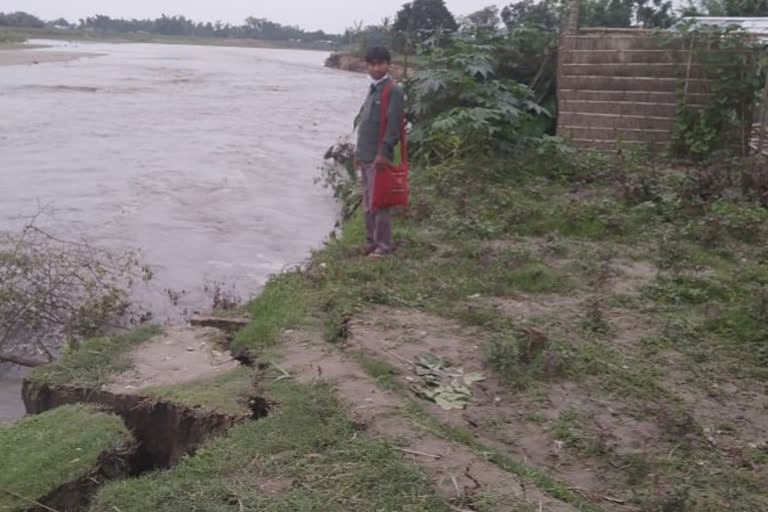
[325,50,412,79]
[5,145,768,510]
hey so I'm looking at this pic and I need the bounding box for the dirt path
[268,329,577,512]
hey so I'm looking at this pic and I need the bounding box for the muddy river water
[0,40,366,423]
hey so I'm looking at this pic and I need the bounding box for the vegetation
[91,382,450,512]
[7,4,768,512]
[670,24,767,159]
[0,218,153,368]
[0,405,130,511]
[27,326,159,388]
[0,11,340,48]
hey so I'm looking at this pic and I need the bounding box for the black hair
[365,46,392,64]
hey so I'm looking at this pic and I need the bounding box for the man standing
[355,46,404,258]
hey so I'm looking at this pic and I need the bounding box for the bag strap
[377,80,407,166]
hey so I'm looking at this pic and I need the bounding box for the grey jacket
[355,78,404,163]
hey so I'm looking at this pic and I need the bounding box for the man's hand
[373,154,391,169]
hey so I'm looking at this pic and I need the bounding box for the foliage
[393,0,459,43]
[406,34,550,163]
[0,217,153,367]
[0,11,45,28]
[459,6,502,32]
[671,25,766,159]
[317,141,360,221]
[501,0,674,30]
[502,0,565,30]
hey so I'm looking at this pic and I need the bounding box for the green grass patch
[141,366,254,416]
[28,326,160,388]
[91,381,450,512]
[0,405,130,511]
[231,271,309,352]
[552,409,598,454]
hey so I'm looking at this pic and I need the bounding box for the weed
[624,453,653,486]
[581,298,611,335]
[552,409,600,454]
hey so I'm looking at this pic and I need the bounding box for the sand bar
[0,45,102,66]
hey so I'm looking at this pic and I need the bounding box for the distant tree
[394,0,459,39]
[48,18,72,28]
[462,6,501,29]
[501,0,564,30]
[0,11,45,28]
[581,0,634,28]
[635,0,675,28]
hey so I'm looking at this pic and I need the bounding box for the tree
[635,0,675,28]
[0,11,45,28]
[502,0,565,31]
[461,6,501,30]
[393,0,459,41]
[581,0,634,28]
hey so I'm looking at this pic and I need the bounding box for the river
[0,40,366,423]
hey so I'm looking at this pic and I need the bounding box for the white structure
[683,16,768,34]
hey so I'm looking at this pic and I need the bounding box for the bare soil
[267,329,577,511]
[107,326,238,394]
[344,302,768,509]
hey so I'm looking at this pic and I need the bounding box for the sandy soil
[0,47,102,66]
[107,326,238,394]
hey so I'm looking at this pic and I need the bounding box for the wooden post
[683,33,696,107]
[566,0,581,34]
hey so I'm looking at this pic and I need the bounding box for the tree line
[0,11,339,43]
[347,0,768,53]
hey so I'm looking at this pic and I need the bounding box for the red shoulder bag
[371,81,409,211]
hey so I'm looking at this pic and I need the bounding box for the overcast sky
[0,0,493,33]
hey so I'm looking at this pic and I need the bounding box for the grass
[22,148,768,510]
[0,405,130,511]
[141,366,254,416]
[28,325,160,388]
[231,272,308,353]
[91,381,451,512]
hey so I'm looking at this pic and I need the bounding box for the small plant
[552,409,603,454]
[317,140,359,220]
[487,327,550,389]
[581,298,611,335]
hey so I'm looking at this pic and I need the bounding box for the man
[355,46,404,258]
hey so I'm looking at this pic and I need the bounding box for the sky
[0,0,492,34]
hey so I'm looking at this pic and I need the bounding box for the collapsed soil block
[0,404,134,512]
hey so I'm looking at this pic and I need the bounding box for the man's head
[365,46,391,81]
